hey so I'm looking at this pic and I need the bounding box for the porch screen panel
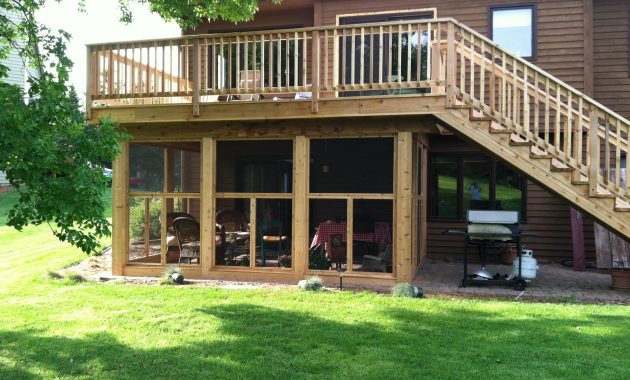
[128,197,163,264]
[353,199,393,273]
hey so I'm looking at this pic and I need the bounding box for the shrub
[129,198,161,239]
[162,266,184,285]
[392,283,423,298]
[298,276,324,292]
[65,273,86,284]
[43,270,63,280]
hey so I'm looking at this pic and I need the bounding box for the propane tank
[511,249,538,280]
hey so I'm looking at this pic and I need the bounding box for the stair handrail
[444,18,630,201]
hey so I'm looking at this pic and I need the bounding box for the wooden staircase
[435,20,630,239]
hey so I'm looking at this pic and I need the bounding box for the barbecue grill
[444,210,538,291]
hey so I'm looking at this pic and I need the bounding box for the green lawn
[0,190,629,379]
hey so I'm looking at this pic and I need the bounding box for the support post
[395,132,414,283]
[201,137,215,273]
[570,208,586,271]
[111,142,129,276]
[446,22,456,108]
[293,136,309,278]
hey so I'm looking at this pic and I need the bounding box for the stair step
[572,174,589,185]
[615,198,630,212]
[469,108,493,121]
[510,134,534,146]
[452,99,472,109]
[489,121,511,134]
[530,146,552,159]
[594,186,616,199]
[550,159,574,172]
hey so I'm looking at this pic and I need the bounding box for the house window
[490,5,535,59]
[429,154,526,220]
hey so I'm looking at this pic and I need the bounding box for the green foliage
[120,0,284,29]
[64,272,86,284]
[129,199,161,239]
[43,270,63,280]
[0,1,129,254]
[392,283,423,298]
[297,276,324,292]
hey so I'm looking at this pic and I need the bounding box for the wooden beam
[293,136,309,277]
[201,137,215,273]
[395,131,414,283]
[570,207,586,271]
[89,95,448,124]
[111,141,128,276]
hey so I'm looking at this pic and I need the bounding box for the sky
[37,0,181,98]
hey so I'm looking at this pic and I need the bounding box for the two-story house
[87,0,630,287]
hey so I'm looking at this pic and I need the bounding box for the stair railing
[443,19,630,203]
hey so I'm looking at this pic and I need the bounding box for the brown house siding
[594,0,630,119]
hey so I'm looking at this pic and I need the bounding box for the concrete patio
[415,259,630,303]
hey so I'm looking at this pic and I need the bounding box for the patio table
[309,222,391,250]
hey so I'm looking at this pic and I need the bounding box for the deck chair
[362,244,392,272]
[172,217,200,264]
[258,220,288,266]
[325,234,346,270]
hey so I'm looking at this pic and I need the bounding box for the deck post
[293,136,309,278]
[311,30,320,114]
[395,132,414,283]
[201,137,215,273]
[111,141,129,276]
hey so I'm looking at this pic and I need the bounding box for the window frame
[428,153,527,222]
[489,4,537,60]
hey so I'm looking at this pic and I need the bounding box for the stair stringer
[436,108,630,239]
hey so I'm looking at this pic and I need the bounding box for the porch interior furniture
[172,216,201,264]
[216,209,250,262]
[362,243,392,272]
[310,221,391,251]
[325,234,346,270]
[258,220,288,266]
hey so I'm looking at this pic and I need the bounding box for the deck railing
[87,18,630,204]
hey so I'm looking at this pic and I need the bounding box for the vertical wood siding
[593,0,630,119]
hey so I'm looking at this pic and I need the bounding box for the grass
[0,189,629,379]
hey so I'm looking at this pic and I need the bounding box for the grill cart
[445,210,539,291]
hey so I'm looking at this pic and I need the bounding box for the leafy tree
[0,0,281,253]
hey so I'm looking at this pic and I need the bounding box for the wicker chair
[172,217,200,264]
[216,209,248,232]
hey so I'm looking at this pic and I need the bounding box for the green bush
[162,266,184,285]
[298,276,324,292]
[129,199,161,239]
[392,283,423,298]
[65,273,86,284]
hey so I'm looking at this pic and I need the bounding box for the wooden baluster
[360,27,365,87]
[342,28,347,88]
[566,92,573,159]
[397,24,402,86]
[446,22,455,107]
[615,119,621,189]
[192,38,200,116]
[311,30,320,113]
[302,31,307,89]
[576,97,583,165]
[351,27,356,87]
[388,25,393,84]
[260,34,265,92]
[285,33,290,90]
[333,28,338,89]
[107,47,114,97]
[469,34,474,99]
[406,23,412,87]
[243,35,248,92]
[459,33,465,94]
[489,45,496,111]
[589,106,600,196]
[236,36,241,91]
[153,41,158,96]
[324,29,329,90]
[604,114,611,185]
[369,27,374,87]
[379,26,384,85]
[544,78,550,144]
[533,72,539,138]
[523,66,530,136]
[426,23,432,85]
[501,52,507,116]
[554,84,561,152]
[416,23,422,86]
[480,40,485,106]
[294,31,299,90]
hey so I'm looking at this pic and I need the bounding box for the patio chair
[172,217,200,264]
[361,244,392,272]
[258,220,288,266]
[216,209,248,232]
[325,234,346,270]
